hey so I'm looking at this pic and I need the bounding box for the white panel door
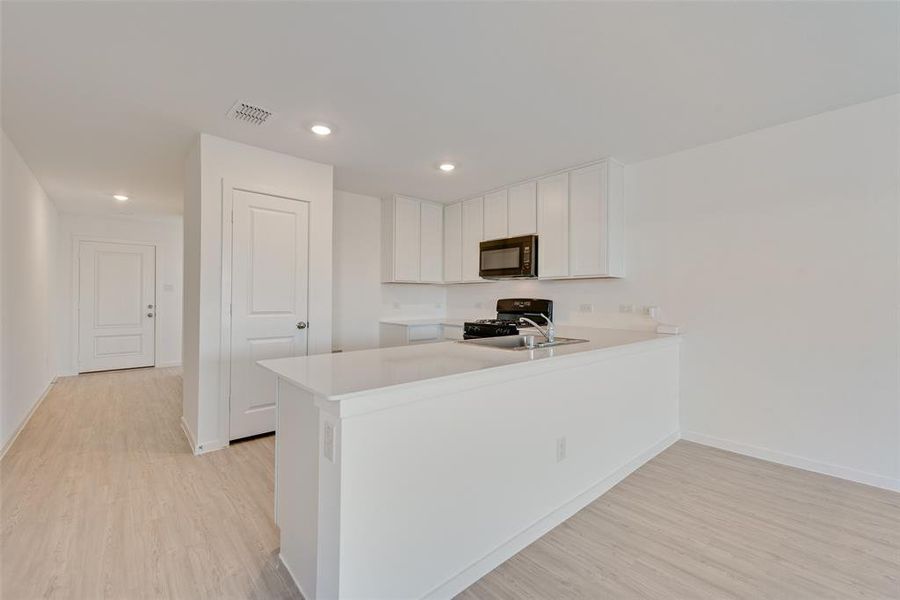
[483,189,509,241]
[78,241,156,372]
[230,189,310,440]
[393,196,420,282]
[462,197,484,282]
[508,181,537,236]
[419,201,443,283]
[443,203,462,283]
[537,173,570,278]
[569,162,609,277]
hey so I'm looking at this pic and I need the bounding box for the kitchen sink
[458,334,589,351]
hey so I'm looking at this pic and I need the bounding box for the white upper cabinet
[382,195,444,283]
[507,181,537,236]
[442,203,462,283]
[569,161,624,278]
[536,173,569,278]
[420,201,444,282]
[461,197,484,282]
[483,190,509,241]
[386,158,624,284]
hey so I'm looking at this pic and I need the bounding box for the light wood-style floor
[2,368,899,599]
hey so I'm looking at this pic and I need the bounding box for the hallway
[0,368,299,599]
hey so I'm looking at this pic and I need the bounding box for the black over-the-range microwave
[478,234,538,279]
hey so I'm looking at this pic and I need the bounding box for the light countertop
[260,326,678,402]
[378,317,472,327]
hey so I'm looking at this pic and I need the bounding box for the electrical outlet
[556,436,567,462]
[323,421,335,462]
[579,303,594,313]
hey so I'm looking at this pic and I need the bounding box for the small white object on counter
[378,317,470,347]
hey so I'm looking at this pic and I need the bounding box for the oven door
[479,235,538,279]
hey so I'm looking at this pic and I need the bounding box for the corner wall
[333,189,446,352]
[182,134,333,452]
[0,131,59,452]
[446,95,900,488]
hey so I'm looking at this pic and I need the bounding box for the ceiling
[2,1,898,216]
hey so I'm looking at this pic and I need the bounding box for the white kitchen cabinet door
[420,201,443,282]
[483,189,508,241]
[462,197,484,282]
[569,162,608,277]
[537,173,569,278]
[393,196,420,281]
[569,160,625,278]
[443,203,462,283]
[508,181,537,236]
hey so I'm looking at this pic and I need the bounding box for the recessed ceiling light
[310,124,332,136]
[439,163,455,172]
[113,194,129,201]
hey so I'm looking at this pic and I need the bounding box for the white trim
[279,551,311,600]
[155,361,182,369]
[422,430,680,599]
[681,431,900,493]
[180,417,228,456]
[72,235,158,373]
[1,379,55,460]
[180,416,199,455]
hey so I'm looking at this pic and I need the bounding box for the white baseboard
[1,379,56,460]
[156,361,182,369]
[424,430,680,599]
[681,431,900,493]
[180,417,198,454]
[279,552,311,600]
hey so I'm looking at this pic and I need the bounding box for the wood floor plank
[2,368,897,599]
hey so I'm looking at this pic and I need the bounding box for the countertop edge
[260,334,681,404]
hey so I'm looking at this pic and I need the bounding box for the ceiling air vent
[228,101,273,126]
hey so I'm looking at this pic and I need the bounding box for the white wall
[332,189,446,352]
[0,131,59,451]
[182,134,333,452]
[56,214,183,375]
[447,95,900,488]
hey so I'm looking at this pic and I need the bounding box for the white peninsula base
[262,328,680,599]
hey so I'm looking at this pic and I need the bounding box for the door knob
[296,321,307,329]
[147,313,154,318]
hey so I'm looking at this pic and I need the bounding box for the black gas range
[463,298,553,339]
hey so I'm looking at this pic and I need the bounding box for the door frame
[72,235,159,373]
[219,178,312,443]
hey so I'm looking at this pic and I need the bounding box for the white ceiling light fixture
[113,194,129,201]
[438,163,455,173]
[310,123,332,136]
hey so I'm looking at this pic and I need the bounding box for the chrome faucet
[518,314,555,343]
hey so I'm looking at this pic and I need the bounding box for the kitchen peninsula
[259,326,680,599]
